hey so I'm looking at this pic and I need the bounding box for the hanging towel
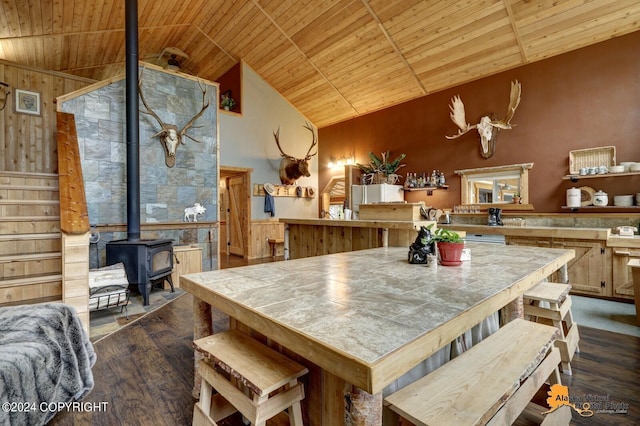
[264,193,275,217]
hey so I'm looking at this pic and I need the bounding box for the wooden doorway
[220,166,252,259]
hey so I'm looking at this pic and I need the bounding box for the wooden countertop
[443,224,611,240]
[607,236,640,248]
[280,218,436,229]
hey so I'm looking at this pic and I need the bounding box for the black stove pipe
[125,0,140,240]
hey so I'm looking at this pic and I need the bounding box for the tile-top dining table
[181,242,574,425]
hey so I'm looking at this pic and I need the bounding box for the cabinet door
[170,247,203,288]
[612,248,640,300]
[551,239,611,297]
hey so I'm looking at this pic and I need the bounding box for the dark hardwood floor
[49,254,640,425]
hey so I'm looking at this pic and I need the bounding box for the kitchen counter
[443,224,611,240]
[607,235,640,248]
[280,218,434,229]
[280,218,438,260]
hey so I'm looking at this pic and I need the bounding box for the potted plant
[221,94,236,111]
[357,151,406,184]
[427,226,465,266]
[512,191,521,204]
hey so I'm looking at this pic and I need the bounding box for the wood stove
[106,239,175,306]
[106,1,174,307]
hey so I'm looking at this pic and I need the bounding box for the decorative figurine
[184,203,206,222]
[408,225,436,264]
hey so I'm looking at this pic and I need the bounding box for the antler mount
[446,80,521,159]
[138,69,210,167]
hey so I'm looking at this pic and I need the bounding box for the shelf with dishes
[565,186,639,210]
[562,205,640,211]
[563,171,640,182]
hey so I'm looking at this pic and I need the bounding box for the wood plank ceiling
[1,0,639,128]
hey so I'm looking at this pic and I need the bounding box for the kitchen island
[279,218,436,260]
[181,243,574,424]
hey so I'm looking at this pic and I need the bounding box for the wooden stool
[524,282,580,375]
[192,330,308,426]
[268,238,284,258]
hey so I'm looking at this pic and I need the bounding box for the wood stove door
[228,174,246,257]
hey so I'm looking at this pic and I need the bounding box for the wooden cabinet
[611,247,640,300]
[169,245,203,288]
[550,239,611,297]
[506,235,612,297]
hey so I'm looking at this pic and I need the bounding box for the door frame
[220,166,252,259]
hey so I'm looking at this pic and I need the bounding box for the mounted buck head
[446,80,521,159]
[273,121,318,185]
[138,70,210,167]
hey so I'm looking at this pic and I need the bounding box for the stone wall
[60,67,219,270]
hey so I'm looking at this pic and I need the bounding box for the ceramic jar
[566,187,581,208]
[593,190,608,207]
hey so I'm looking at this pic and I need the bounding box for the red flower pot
[437,242,464,266]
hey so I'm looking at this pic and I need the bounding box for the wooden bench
[384,319,571,426]
[268,238,285,258]
[192,330,308,426]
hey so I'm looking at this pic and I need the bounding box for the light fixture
[166,54,180,71]
[0,82,9,111]
[328,156,356,170]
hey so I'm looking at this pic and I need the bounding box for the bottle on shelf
[438,171,445,187]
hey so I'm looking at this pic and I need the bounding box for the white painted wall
[219,63,318,220]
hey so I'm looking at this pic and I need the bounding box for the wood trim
[92,221,219,233]
[56,111,89,234]
[56,61,220,105]
[0,59,96,83]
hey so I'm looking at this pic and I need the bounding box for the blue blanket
[0,303,96,425]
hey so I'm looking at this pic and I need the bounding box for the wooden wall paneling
[248,220,284,259]
[350,227,367,252]
[62,233,90,332]
[0,61,92,173]
[313,225,327,257]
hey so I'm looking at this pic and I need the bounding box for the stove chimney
[125,0,140,240]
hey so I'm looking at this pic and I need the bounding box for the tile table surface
[182,242,574,393]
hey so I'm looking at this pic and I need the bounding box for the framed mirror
[455,163,534,210]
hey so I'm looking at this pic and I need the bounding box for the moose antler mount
[273,121,318,185]
[138,70,210,167]
[446,80,521,159]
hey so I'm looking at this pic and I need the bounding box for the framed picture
[14,89,41,116]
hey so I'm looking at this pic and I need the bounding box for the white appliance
[351,184,404,217]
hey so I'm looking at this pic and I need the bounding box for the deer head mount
[446,80,521,159]
[273,121,318,185]
[138,70,210,167]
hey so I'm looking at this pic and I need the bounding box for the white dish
[630,164,640,172]
[620,162,635,172]
[614,195,634,206]
[608,165,625,173]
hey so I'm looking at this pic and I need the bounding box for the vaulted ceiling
[1,1,639,128]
